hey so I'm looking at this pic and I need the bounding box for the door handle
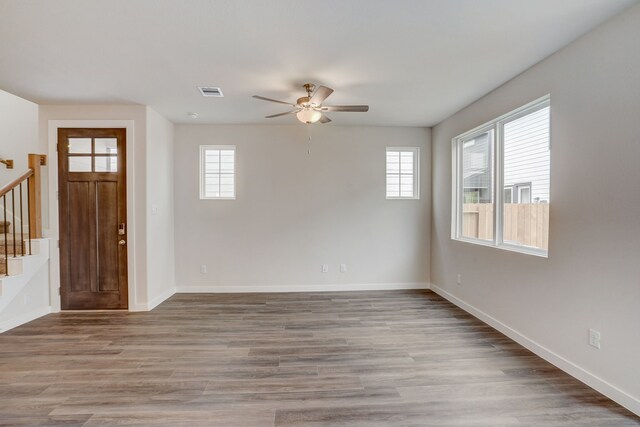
[119,240,126,246]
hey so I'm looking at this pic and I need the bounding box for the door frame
[47,120,138,312]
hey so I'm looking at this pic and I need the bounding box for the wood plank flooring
[0,290,638,426]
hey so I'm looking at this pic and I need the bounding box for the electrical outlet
[589,329,601,349]
[200,265,207,274]
[322,264,329,273]
[457,274,462,285]
[340,264,347,273]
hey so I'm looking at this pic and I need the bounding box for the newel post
[28,154,46,239]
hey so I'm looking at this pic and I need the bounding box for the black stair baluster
[11,188,16,258]
[19,182,24,256]
[27,178,32,256]
[3,195,7,275]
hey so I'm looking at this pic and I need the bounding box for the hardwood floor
[0,290,638,426]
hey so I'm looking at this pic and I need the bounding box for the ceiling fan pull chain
[307,124,312,155]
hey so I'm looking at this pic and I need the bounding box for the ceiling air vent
[197,86,224,97]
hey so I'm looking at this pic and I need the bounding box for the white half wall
[431,4,640,414]
[0,261,51,332]
[174,125,431,291]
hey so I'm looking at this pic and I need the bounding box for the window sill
[200,197,236,201]
[453,237,548,258]
[386,196,420,200]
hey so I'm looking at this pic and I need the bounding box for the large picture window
[452,96,550,256]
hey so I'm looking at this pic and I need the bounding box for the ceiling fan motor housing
[296,96,313,107]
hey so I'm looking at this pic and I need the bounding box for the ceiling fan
[253,83,369,124]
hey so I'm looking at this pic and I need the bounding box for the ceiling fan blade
[253,95,296,106]
[265,109,300,119]
[310,86,334,104]
[321,105,369,112]
[319,114,332,124]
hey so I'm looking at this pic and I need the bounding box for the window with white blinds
[200,145,235,199]
[386,147,419,199]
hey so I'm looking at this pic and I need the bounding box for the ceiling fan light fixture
[296,108,322,124]
[254,83,368,124]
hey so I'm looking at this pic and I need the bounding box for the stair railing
[0,154,46,276]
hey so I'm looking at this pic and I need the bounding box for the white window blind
[386,147,419,199]
[200,145,235,199]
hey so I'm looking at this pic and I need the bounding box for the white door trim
[47,120,137,312]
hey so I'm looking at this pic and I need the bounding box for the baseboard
[430,284,640,417]
[147,287,176,310]
[176,282,430,293]
[0,306,51,333]
[132,287,176,311]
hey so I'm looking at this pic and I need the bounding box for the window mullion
[495,123,503,247]
[457,140,463,239]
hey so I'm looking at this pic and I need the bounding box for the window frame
[451,95,550,257]
[199,145,236,200]
[386,147,420,200]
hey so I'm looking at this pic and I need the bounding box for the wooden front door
[58,128,128,309]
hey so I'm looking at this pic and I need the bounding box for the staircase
[0,154,48,324]
[0,232,35,276]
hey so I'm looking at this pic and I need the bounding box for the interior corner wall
[38,105,150,310]
[174,124,431,291]
[430,4,640,414]
[145,107,176,307]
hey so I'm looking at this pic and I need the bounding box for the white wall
[145,107,176,307]
[0,89,40,181]
[174,125,431,291]
[431,3,640,414]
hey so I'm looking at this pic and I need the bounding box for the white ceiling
[0,0,636,126]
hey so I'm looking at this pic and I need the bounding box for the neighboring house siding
[462,132,493,202]
[503,106,550,202]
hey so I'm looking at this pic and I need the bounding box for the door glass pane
[69,156,92,172]
[95,138,118,154]
[503,106,550,250]
[95,156,118,172]
[68,138,91,154]
[461,130,494,241]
